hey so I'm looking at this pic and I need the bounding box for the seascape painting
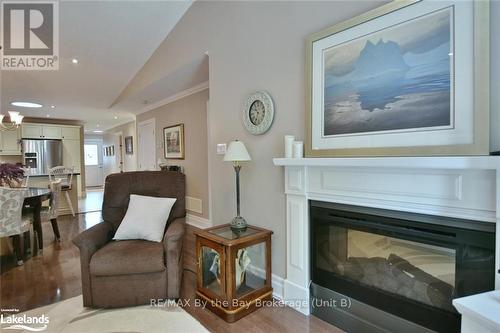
[323,7,453,137]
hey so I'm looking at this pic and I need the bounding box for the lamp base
[230,216,248,232]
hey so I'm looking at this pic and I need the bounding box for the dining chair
[49,166,75,217]
[0,187,33,265]
[40,180,62,242]
[20,166,31,188]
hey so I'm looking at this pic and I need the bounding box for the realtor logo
[1,1,59,70]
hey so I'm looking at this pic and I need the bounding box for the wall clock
[243,91,275,135]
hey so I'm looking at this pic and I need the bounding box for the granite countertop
[29,173,81,177]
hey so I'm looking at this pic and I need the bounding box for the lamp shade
[224,140,251,162]
[8,111,19,123]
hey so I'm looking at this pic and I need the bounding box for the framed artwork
[306,0,489,157]
[125,136,133,155]
[110,145,115,156]
[163,124,185,159]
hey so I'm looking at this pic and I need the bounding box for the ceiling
[1,1,192,131]
[111,54,209,113]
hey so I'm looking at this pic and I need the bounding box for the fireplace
[310,201,495,333]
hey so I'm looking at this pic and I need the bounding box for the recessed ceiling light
[10,101,43,108]
[114,116,118,120]
[93,130,103,133]
[72,58,79,64]
[50,105,55,109]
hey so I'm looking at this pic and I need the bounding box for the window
[84,144,99,166]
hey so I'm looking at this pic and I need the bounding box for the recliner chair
[73,171,186,308]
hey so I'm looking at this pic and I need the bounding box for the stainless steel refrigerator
[22,139,63,175]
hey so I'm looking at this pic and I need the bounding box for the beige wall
[491,0,500,152]
[114,1,500,278]
[102,121,137,179]
[120,1,386,278]
[136,89,210,219]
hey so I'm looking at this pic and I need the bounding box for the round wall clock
[243,91,275,135]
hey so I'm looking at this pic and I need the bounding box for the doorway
[84,139,104,187]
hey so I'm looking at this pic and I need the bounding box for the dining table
[16,187,52,262]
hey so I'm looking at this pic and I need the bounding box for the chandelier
[0,111,24,131]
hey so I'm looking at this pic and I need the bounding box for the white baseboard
[246,264,284,300]
[186,214,212,229]
[284,279,310,315]
[272,274,284,300]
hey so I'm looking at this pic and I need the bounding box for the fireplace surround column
[284,166,310,315]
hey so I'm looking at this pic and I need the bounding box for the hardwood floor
[0,213,341,333]
[0,212,102,311]
[77,187,104,213]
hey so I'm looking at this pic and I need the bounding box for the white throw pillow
[113,194,177,242]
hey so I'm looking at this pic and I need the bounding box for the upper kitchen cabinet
[0,128,22,155]
[21,124,43,138]
[21,124,62,139]
[42,126,62,139]
[61,126,80,140]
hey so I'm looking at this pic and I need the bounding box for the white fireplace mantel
[274,156,500,170]
[273,156,500,315]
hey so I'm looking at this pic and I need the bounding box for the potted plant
[0,163,25,188]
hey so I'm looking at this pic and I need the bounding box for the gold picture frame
[305,0,490,157]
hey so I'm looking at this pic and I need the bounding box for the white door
[138,119,156,170]
[84,140,103,187]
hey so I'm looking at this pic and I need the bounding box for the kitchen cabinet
[61,127,80,140]
[42,126,62,139]
[20,123,82,173]
[21,124,62,139]
[63,139,81,172]
[0,128,22,155]
[21,124,43,138]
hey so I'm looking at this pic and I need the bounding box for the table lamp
[224,140,251,231]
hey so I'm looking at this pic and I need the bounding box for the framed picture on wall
[163,124,185,159]
[110,145,115,156]
[125,136,133,155]
[305,0,489,157]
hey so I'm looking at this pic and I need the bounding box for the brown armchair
[73,171,186,308]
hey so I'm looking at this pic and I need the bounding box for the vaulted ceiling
[1,1,192,131]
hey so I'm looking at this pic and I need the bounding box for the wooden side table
[194,224,273,322]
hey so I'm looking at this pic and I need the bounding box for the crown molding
[136,81,209,116]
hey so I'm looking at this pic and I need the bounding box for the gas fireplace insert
[310,201,495,333]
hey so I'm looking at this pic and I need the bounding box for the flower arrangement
[0,163,25,188]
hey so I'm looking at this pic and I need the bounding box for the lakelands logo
[1,314,50,331]
[1,1,59,70]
